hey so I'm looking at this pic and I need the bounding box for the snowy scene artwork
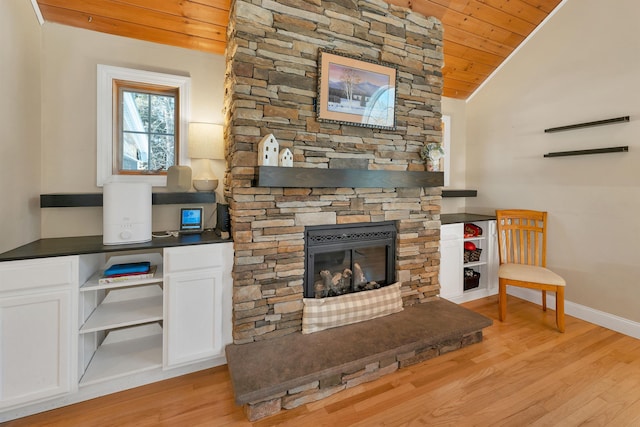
[317,49,397,130]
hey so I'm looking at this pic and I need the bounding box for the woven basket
[464,248,482,263]
[463,268,481,290]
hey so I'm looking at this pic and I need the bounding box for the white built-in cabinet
[0,241,232,421]
[0,257,78,411]
[163,244,233,367]
[439,220,499,303]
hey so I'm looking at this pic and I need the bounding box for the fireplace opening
[304,222,396,298]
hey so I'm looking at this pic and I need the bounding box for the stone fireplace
[224,0,445,345]
[221,2,496,420]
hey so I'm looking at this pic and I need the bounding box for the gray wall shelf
[543,146,629,158]
[254,166,443,188]
[442,189,477,198]
[40,192,216,208]
[544,116,629,133]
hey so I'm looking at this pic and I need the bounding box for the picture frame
[317,49,398,130]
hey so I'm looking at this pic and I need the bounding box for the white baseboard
[507,288,640,340]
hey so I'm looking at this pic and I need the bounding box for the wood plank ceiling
[35,0,561,100]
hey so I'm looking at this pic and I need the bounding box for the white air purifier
[103,182,152,245]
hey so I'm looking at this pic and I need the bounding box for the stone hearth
[226,299,492,421]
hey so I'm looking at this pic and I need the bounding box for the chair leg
[556,286,565,333]
[542,290,547,311]
[499,280,507,321]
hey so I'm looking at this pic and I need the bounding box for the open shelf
[463,261,486,268]
[80,266,164,292]
[543,146,628,158]
[544,115,629,133]
[442,189,477,198]
[79,326,163,386]
[80,295,163,334]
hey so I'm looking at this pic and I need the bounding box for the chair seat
[498,263,566,286]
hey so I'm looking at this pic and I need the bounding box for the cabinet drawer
[0,257,77,292]
[164,244,226,273]
[440,223,463,241]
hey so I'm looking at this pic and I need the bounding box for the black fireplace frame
[304,221,397,298]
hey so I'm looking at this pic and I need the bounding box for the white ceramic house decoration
[279,148,293,167]
[258,134,279,166]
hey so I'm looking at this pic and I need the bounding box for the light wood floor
[6,295,640,426]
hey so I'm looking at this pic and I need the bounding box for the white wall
[39,24,226,238]
[0,0,42,253]
[466,0,640,322]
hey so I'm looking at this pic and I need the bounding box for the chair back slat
[496,210,547,268]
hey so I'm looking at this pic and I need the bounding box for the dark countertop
[441,213,496,225]
[0,231,231,262]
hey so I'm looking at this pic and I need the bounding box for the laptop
[179,207,204,234]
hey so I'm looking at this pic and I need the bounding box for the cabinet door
[164,268,224,367]
[439,224,463,299]
[0,289,74,409]
[0,257,77,410]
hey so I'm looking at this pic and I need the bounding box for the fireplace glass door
[304,222,396,298]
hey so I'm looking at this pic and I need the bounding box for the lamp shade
[188,122,224,160]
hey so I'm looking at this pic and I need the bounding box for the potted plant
[420,142,445,171]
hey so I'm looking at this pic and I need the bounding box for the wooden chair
[495,209,566,332]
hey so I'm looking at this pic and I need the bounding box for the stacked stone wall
[224,0,444,344]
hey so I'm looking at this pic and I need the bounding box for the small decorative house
[258,134,279,166]
[279,148,293,167]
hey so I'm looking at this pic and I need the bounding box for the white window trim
[97,64,191,187]
[442,114,451,187]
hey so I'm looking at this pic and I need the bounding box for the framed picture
[317,49,398,130]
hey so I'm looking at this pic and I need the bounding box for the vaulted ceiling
[35,0,562,99]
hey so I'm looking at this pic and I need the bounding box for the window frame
[97,64,191,187]
[442,114,451,187]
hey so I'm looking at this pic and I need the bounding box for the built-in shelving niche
[543,116,630,158]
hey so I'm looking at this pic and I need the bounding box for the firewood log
[320,270,333,294]
[314,280,326,298]
[340,268,352,293]
[353,263,366,287]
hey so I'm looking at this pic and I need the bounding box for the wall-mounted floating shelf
[442,189,478,198]
[543,146,629,158]
[254,166,443,188]
[40,192,216,208]
[544,116,630,133]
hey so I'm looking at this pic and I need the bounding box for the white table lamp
[188,122,224,191]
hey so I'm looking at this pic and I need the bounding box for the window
[97,65,190,186]
[117,81,178,174]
